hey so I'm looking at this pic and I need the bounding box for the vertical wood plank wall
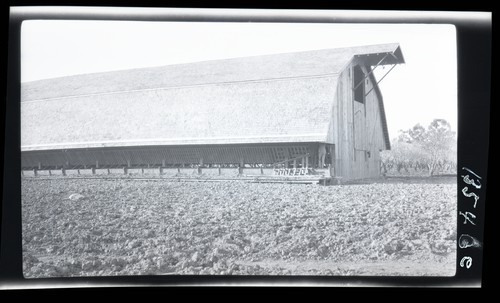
[334,62,387,180]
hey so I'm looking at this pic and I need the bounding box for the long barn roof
[21,43,404,151]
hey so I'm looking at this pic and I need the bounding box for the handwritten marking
[459,234,482,248]
[462,187,479,208]
[460,256,472,269]
[459,211,476,225]
[462,167,482,180]
[458,168,480,272]
[461,175,482,189]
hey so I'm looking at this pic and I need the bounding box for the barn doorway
[353,65,365,104]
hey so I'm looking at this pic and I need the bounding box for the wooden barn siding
[334,62,387,180]
[334,66,353,179]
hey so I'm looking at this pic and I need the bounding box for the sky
[21,20,457,140]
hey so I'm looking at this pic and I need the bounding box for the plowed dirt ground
[21,176,457,277]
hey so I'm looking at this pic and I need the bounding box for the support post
[123,167,128,175]
[305,156,309,169]
[91,167,96,175]
[127,160,131,168]
[33,168,38,176]
[239,157,245,175]
[96,160,99,169]
[159,167,163,175]
[107,168,111,175]
[38,162,41,170]
[293,159,297,169]
[61,168,66,176]
[162,159,165,167]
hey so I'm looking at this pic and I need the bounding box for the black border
[1,4,492,289]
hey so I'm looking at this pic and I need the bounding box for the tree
[397,123,426,144]
[381,119,456,176]
[421,119,456,175]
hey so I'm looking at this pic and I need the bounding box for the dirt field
[21,176,457,277]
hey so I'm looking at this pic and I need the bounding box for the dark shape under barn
[21,43,404,180]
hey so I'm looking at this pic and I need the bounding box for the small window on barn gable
[353,65,365,104]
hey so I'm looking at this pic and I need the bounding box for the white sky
[21,20,457,139]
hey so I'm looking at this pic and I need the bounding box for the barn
[21,43,404,181]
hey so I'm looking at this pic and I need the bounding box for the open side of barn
[20,43,404,181]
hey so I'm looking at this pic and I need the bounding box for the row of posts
[26,166,265,176]
[24,158,267,176]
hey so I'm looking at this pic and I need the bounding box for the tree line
[380,119,457,176]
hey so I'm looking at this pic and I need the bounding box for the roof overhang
[20,133,329,152]
[354,44,405,66]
